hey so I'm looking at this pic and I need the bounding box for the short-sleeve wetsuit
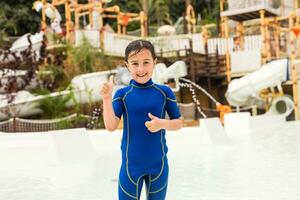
[112,79,181,200]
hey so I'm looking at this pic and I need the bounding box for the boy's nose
[137,64,144,71]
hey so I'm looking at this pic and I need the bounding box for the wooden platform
[221,5,279,21]
[190,52,227,76]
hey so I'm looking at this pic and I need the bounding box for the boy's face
[126,49,156,84]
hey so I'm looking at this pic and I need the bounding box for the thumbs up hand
[145,113,164,133]
[100,75,114,100]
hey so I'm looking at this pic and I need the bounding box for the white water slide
[0,61,187,120]
[226,59,295,117]
[0,32,44,63]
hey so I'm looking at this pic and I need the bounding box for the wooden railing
[102,32,262,56]
[75,31,262,57]
[103,32,192,57]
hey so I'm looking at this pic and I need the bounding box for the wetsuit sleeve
[164,87,181,119]
[112,89,124,119]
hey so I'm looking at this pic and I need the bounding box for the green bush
[38,89,73,119]
[67,36,100,74]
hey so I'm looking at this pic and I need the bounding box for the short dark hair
[125,39,156,62]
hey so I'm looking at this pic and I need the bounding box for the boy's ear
[154,58,157,65]
[124,61,128,68]
[124,62,130,71]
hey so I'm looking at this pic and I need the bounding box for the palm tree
[127,0,172,27]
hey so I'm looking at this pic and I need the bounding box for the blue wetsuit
[112,79,181,200]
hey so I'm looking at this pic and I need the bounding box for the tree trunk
[142,0,149,36]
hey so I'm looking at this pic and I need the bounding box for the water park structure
[1,0,300,131]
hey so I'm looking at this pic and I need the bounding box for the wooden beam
[224,16,231,82]
[77,12,90,17]
[260,9,267,64]
[41,0,47,31]
[219,0,225,37]
[265,22,271,61]
[274,17,280,59]
[101,14,117,18]
[296,0,300,24]
[52,0,65,6]
[65,0,72,41]
[289,15,299,120]
[140,11,147,37]
[220,0,224,12]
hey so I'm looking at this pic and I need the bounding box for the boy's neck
[130,79,154,87]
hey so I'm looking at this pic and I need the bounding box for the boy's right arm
[100,76,120,132]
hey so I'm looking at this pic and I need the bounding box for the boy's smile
[136,73,147,78]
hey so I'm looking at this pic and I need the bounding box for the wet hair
[125,39,156,62]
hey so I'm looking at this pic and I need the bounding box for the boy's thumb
[148,113,156,120]
[109,75,114,85]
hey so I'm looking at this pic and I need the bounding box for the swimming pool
[1,119,300,200]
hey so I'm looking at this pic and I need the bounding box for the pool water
[1,120,300,200]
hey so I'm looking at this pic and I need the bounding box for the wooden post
[75,7,80,30]
[220,0,224,13]
[99,1,103,31]
[219,0,225,37]
[260,9,267,64]
[122,25,126,35]
[89,2,93,29]
[186,4,196,34]
[224,16,231,82]
[117,14,121,34]
[280,0,285,16]
[274,17,280,59]
[41,0,47,31]
[236,22,244,49]
[65,0,71,41]
[289,14,299,120]
[142,0,148,36]
[265,22,271,61]
[295,0,299,24]
[140,11,146,37]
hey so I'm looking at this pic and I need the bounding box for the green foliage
[45,64,66,83]
[1,0,222,36]
[0,29,9,48]
[89,114,104,129]
[71,114,89,128]
[67,36,100,74]
[41,63,69,90]
[57,118,72,129]
[126,0,172,26]
[30,88,54,96]
[38,89,73,119]
[96,114,104,129]
[57,114,89,129]
[0,1,41,37]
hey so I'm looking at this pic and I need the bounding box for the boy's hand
[100,75,114,100]
[145,113,163,133]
